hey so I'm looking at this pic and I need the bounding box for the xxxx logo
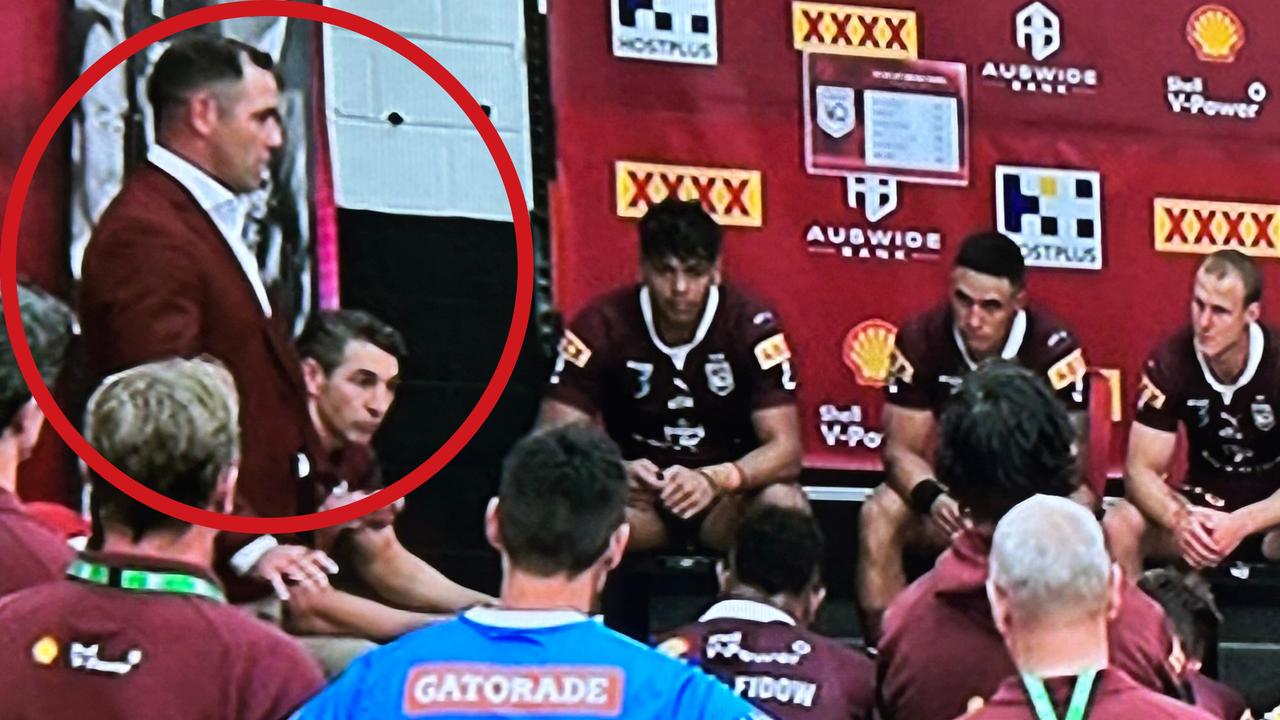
[615,161,763,227]
[791,2,918,59]
[1154,198,1280,258]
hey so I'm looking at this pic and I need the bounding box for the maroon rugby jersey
[0,487,73,599]
[1136,323,1280,510]
[887,305,1089,413]
[957,669,1216,720]
[0,551,323,720]
[547,284,797,468]
[878,530,1178,720]
[658,599,875,719]
[1186,670,1251,720]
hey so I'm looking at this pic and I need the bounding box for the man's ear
[188,90,221,137]
[1245,300,1262,325]
[212,463,240,515]
[301,358,326,398]
[805,584,827,625]
[9,397,46,460]
[484,497,504,554]
[987,578,1013,636]
[1012,286,1029,312]
[716,557,731,594]
[711,258,723,285]
[604,522,631,571]
[1105,562,1124,622]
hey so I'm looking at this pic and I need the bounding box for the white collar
[639,285,720,372]
[954,309,1027,370]
[1196,322,1264,406]
[148,144,241,218]
[462,606,593,629]
[148,144,271,317]
[698,598,796,626]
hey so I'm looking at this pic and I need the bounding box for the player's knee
[860,484,907,541]
[1102,499,1146,547]
[755,482,811,514]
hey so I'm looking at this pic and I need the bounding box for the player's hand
[251,544,339,601]
[626,459,665,491]
[1200,508,1252,563]
[659,465,717,520]
[1173,508,1222,569]
[929,493,968,536]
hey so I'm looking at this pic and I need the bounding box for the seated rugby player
[960,496,1214,720]
[877,362,1174,720]
[0,284,76,599]
[282,310,491,673]
[538,198,805,552]
[292,423,767,719]
[1106,250,1280,575]
[0,358,323,719]
[1139,569,1250,720]
[858,230,1090,642]
[658,506,875,719]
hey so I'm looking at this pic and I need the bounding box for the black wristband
[909,479,946,515]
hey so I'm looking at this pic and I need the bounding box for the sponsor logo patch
[1154,198,1280,258]
[615,161,763,227]
[996,165,1103,270]
[612,0,718,66]
[843,319,897,387]
[403,663,624,715]
[1186,4,1244,63]
[559,330,592,368]
[1137,372,1168,411]
[754,333,792,370]
[791,3,918,59]
[1047,348,1087,391]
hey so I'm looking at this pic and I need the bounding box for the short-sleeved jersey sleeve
[664,664,772,720]
[545,304,612,416]
[884,319,932,410]
[1038,334,1089,412]
[1135,345,1182,433]
[741,306,798,411]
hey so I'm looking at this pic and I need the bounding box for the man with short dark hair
[292,423,767,719]
[1107,250,1280,576]
[0,284,77,598]
[956,496,1214,720]
[877,362,1174,720]
[858,230,1090,642]
[658,506,875,719]
[0,358,324,719]
[1139,569,1251,720]
[79,36,320,598]
[284,310,491,671]
[539,198,805,553]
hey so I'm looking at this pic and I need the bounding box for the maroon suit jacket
[80,163,311,582]
[957,669,1216,720]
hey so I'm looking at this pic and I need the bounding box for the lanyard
[1020,669,1098,720]
[67,559,226,603]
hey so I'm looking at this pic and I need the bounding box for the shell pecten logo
[1187,5,1245,63]
[843,319,897,388]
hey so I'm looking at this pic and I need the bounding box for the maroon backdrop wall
[549,0,1280,473]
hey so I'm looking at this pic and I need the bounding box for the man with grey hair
[0,358,324,719]
[0,283,77,598]
[960,495,1214,719]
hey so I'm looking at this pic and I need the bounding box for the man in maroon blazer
[877,362,1179,720]
[78,37,325,598]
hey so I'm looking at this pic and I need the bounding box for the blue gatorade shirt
[293,607,771,720]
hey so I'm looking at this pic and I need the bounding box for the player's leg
[698,482,811,551]
[856,484,947,644]
[625,477,670,551]
[1103,498,1182,578]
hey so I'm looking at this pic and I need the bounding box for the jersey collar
[953,309,1027,370]
[698,598,796,626]
[639,285,720,372]
[1195,322,1264,406]
[463,606,593,629]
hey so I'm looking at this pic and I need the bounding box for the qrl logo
[615,161,763,227]
[1154,198,1280,258]
[791,2,918,59]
